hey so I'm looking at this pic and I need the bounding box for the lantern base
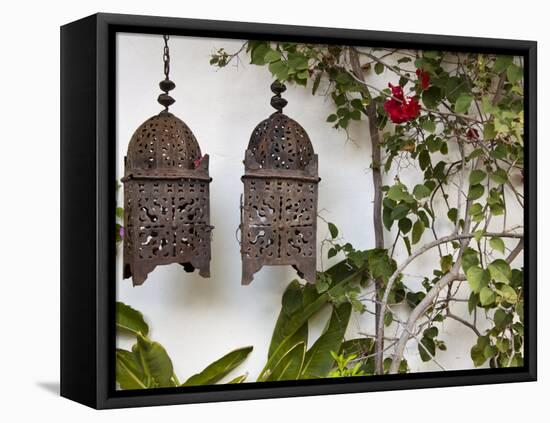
[241,257,316,285]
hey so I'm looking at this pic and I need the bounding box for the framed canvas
[60,13,537,409]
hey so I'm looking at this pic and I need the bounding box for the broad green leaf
[398,217,412,234]
[491,169,508,185]
[495,285,518,304]
[250,42,270,65]
[466,266,490,293]
[390,204,410,221]
[506,64,523,83]
[454,94,473,114]
[301,303,352,378]
[411,219,425,245]
[374,62,384,74]
[488,259,512,283]
[134,334,174,388]
[471,344,487,367]
[182,346,253,386]
[493,55,513,74]
[258,261,361,380]
[489,237,505,254]
[468,184,484,201]
[116,302,149,336]
[264,49,282,63]
[264,342,306,381]
[479,286,496,306]
[469,170,486,186]
[328,222,339,239]
[422,86,442,109]
[268,281,309,366]
[418,336,436,362]
[116,349,147,389]
[269,60,289,81]
[413,184,431,199]
[421,119,436,133]
[461,248,480,273]
[484,123,496,139]
[387,184,408,202]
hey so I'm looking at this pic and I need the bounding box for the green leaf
[469,170,487,186]
[269,60,289,81]
[339,338,374,357]
[424,327,438,339]
[413,184,431,200]
[116,349,147,389]
[116,302,149,336]
[440,255,453,273]
[461,247,479,273]
[374,62,384,75]
[419,150,431,171]
[488,259,512,283]
[258,262,362,381]
[411,219,425,245]
[496,285,518,304]
[398,217,412,234]
[328,222,339,239]
[227,374,248,384]
[466,266,490,294]
[326,114,338,123]
[264,342,306,381]
[493,55,513,74]
[479,286,496,306]
[506,63,523,83]
[134,333,174,388]
[287,52,309,71]
[264,49,282,63]
[390,204,410,221]
[454,94,473,114]
[387,184,408,202]
[422,86,442,109]
[421,119,436,133]
[489,237,505,254]
[418,336,436,362]
[182,346,253,386]
[250,42,270,65]
[491,169,508,185]
[484,123,496,140]
[301,303,351,378]
[468,184,484,201]
[116,207,124,219]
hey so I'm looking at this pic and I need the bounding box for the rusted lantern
[122,35,212,286]
[240,81,320,285]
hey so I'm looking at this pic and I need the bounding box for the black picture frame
[60,12,537,409]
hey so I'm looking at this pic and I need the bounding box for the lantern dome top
[125,111,204,178]
[247,113,315,171]
[246,81,315,171]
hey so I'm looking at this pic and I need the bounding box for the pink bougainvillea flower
[384,83,421,124]
[119,226,125,240]
[416,68,430,90]
[466,128,479,140]
[193,156,203,169]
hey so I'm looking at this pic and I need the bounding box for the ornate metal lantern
[122,35,212,286]
[240,81,320,285]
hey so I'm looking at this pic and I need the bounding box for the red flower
[384,83,420,124]
[193,156,203,169]
[466,128,479,140]
[416,68,430,90]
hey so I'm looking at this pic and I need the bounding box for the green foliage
[115,302,252,389]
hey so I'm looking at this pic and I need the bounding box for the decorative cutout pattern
[123,112,212,285]
[241,112,319,285]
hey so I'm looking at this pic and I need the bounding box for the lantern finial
[157,34,176,111]
[270,80,288,113]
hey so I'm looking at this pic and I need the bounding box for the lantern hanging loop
[158,34,176,111]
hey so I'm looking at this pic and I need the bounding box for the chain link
[162,34,170,79]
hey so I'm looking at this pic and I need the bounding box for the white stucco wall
[116,33,523,381]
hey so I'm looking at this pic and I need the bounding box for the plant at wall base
[115,302,252,389]
[115,181,124,250]
[209,43,524,374]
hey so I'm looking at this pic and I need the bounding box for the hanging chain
[162,34,170,80]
